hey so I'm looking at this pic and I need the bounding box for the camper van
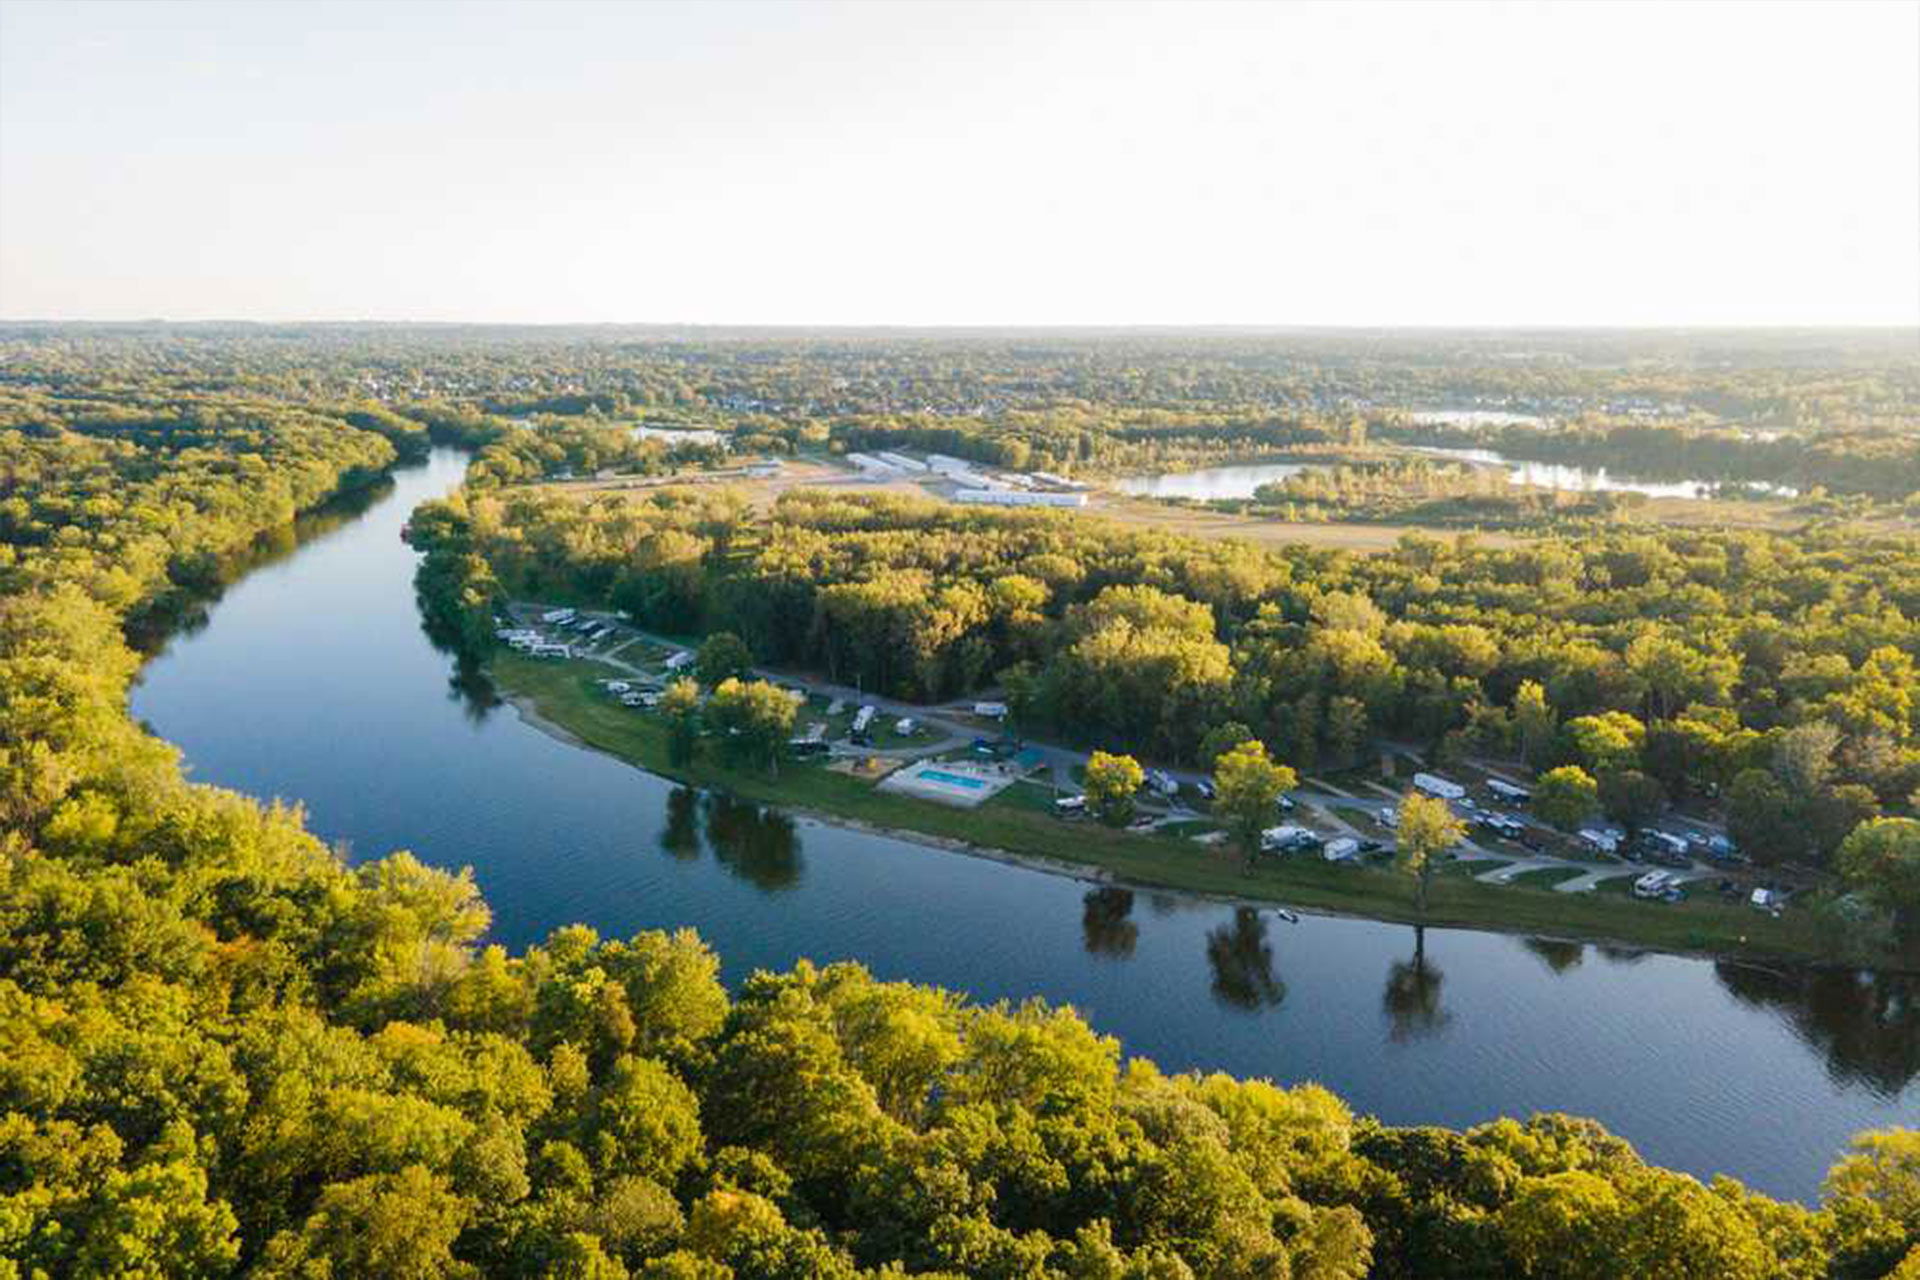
[1632,870,1674,899]
[1412,772,1466,802]
[1640,829,1692,867]
[1322,836,1361,863]
[1579,828,1622,856]
[1260,825,1322,854]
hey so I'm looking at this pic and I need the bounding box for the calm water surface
[133,449,1913,1202]
[1117,443,1797,503]
[1113,462,1312,499]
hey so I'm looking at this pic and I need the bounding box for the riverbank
[491,653,1908,972]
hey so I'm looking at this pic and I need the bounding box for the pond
[130,447,1912,1202]
[1112,461,1314,500]
[1409,445,1800,500]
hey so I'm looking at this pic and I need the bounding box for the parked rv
[1412,772,1466,801]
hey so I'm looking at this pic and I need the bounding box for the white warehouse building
[953,488,1088,508]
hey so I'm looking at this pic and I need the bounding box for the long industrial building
[953,488,1088,508]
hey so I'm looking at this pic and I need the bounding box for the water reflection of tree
[660,787,702,861]
[445,657,501,724]
[1522,936,1585,975]
[1383,926,1451,1042]
[1206,908,1286,1011]
[703,792,803,891]
[1082,887,1139,959]
[1714,962,1919,1096]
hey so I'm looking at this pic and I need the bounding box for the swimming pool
[919,768,990,790]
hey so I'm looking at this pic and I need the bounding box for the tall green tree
[707,678,798,776]
[1212,739,1298,864]
[1083,751,1144,826]
[662,677,702,767]
[695,631,756,688]
[1533,765,1600,831]
[1396,794,1466,913]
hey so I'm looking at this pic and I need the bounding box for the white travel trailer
[1411,772,1466,802]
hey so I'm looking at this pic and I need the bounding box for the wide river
[132,448,1913,1202]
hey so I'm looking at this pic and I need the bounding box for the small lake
[130,448,1912,1202]
[1410,446,1799,500]
[1114,449,1799,504]
[1113,461,1313,500]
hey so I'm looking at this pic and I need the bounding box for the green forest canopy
[2,329,1917,1277]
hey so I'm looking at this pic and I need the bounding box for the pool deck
[879,758,1019,808]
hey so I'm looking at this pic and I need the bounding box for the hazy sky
[2,0,1916,325]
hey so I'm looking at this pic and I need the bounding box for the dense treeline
[6,324,1916,490]
[3,336,1917,1276]
[0,387,399,625]
[423,484,1919,862]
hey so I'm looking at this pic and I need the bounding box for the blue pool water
[920,768,990,789]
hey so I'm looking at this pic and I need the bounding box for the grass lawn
[490,652,1884,968]
[1509,866,1585,891]
[1440,858,1508,878]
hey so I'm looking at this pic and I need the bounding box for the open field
[528,457,1525,555]
[1081,492,1512,551]
[490,651,1883,968]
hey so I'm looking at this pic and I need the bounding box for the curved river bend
[133,449,1914,1202]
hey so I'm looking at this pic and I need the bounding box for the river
[131,447,1914,1202]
